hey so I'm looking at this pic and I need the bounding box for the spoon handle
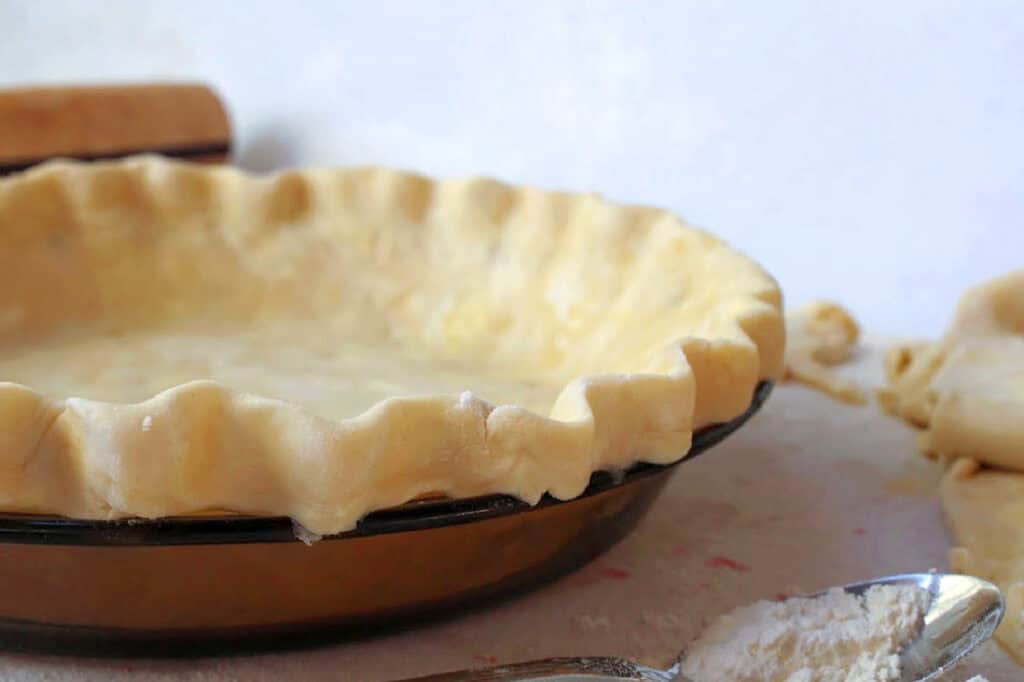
[398,655,677,681]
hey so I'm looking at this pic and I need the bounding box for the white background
[2,1,1021,336]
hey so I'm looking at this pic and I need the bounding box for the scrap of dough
[879,271,1024,469]
[880,270,1024,662]
[783,301,867,404]
[943,469,1024,663]
[0,157,785,535]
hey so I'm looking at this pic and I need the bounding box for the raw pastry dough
[944,470,1024,662]
[879,271,1024,468]
[879,270,1024,661]
[0,158,784,534]
[783,301,866,404]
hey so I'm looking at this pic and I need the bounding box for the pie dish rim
[0,381,773,547]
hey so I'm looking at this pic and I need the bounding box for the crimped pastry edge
[0,157,785,534]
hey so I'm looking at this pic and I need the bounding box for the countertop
[0,341,1016,680]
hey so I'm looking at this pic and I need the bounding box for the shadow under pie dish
[0,157,783,651]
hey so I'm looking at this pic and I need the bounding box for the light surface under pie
[879,270,1024,660]
[0,158,784,535]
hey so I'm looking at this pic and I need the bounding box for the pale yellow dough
[944,470,1024,662]
[783,301,866,404]
[0,158,784,534]
[879,270,1024,660]
[879,271,1024,467]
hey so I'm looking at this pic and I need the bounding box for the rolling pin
[0,83,231,175]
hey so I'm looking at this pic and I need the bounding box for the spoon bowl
[837,573,1004,682]
[403,572,1004,682]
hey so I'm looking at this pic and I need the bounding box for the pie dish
[0,157,784,536]
[0,386,770,654]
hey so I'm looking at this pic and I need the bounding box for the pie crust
[0,157,784,535]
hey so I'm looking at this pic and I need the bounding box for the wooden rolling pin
[0,83,231,175]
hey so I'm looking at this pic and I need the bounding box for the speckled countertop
[0,341,1015,681]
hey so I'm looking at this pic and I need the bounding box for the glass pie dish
[0,381,769,656]
[0,158,783,654]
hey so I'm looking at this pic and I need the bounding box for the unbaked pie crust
[0,158,784,535]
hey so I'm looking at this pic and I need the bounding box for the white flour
[680,585,929,682]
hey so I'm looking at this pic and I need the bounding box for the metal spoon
[400,572,1003,682]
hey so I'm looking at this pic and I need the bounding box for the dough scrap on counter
[880,270,1024,663]
[679,584,928,682]
[944,468,1024,664]
[783,301,867,404]
[879,270,1024,468]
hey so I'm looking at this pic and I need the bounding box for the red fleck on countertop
[705,556,750,572]
[601,567,631,579]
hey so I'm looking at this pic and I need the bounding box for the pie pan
[0,381,770,656]
[0,159,784,655]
